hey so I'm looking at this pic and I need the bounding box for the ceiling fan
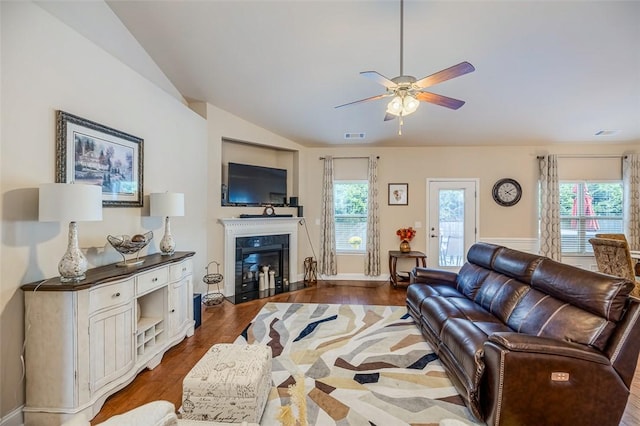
[335,0,475,133]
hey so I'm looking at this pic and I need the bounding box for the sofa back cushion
[531,258,633,321]
[462,245,542,324]
[473,272,530,325]
[456,243,503,299]
[506,258,634,351]
[492,248,544,283]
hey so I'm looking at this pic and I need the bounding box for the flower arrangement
[348,236,362,246]
[396,227,417,241]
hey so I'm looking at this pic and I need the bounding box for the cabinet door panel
[90,303,134,392]
[169,279,187,337]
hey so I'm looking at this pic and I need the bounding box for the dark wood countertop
[21,251,195,291]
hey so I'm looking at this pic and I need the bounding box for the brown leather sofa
[406,242,640,426]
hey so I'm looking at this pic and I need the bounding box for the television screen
[227,162,287,205]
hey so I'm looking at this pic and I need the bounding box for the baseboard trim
[0,405,23,426]
[318,273,391,282]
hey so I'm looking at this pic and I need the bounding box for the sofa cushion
[420,296,499,338]
[532,258,634,321]
[492,247,543,283]
[456,263,493,299]
[466,242,502,269]
[473,272,530,324]
[508,286,617,351]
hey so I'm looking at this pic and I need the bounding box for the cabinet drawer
[90,280,133,313]
[169,259,193,281]
[136,267,169,295]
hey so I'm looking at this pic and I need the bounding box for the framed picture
[388,183,408,205]
[56,110,144,207]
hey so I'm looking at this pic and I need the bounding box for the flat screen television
[227,162,287,206]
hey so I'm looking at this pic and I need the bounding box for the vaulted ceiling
[46,1,640,147]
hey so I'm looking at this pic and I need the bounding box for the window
[559,181,623,254]
[334,181,368,252]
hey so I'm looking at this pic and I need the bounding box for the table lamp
[150,192,185,255]
[39,183,103,282]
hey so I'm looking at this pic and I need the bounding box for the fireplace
[219,217,301,303]
[235,234,289,296]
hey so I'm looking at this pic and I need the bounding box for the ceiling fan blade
[414,61,475,89]
[360,71,397,89]
[335,93,391,109]
[415,91,466,110]
[384,113,397,121]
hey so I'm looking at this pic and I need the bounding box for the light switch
[315,219,320,226]
[414,221,422,229]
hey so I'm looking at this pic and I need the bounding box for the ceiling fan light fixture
[386,93,419,117]
[403,94,419,114]
[386,95,404,115]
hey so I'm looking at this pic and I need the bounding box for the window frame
[559,180,624,256]
[334,179,369,254]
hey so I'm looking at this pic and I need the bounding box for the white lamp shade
[39,183,103,222]
[150,192,185,217]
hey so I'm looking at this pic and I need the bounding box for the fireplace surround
[219,217,301,303]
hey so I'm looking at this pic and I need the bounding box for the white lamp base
[59,221,88,282]
[160,216,176,256]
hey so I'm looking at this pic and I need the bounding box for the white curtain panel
[319,156,337,275]
[539,155,562,261]
[365,156,381,276]
[623,154,640,251]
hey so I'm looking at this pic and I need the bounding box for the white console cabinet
[21,252,195,426]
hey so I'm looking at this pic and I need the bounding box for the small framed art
[56,110,144,207]
[388,183,408,205]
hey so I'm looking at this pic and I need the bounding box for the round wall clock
[492,178,522,207]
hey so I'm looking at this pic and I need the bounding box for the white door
[427,180,478,270]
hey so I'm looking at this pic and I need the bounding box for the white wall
[0,2,207,422]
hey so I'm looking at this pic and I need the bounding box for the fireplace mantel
[218,217,301,296]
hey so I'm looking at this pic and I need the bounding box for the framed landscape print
[388,183,408,205]
[56,110,144,207]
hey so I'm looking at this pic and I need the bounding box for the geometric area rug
[235,303,484,425]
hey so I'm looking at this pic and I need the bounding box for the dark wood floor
[91,280,405,424]
[91,280,640,425]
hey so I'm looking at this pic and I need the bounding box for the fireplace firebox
[234,234,289,303]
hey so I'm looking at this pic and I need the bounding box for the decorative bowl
[107,231,153,266]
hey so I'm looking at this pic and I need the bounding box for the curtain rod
[318,156,380,160]
[536,154,627,159]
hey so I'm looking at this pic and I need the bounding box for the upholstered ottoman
[181,344,272,423]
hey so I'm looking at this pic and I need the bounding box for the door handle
[430,234,438,238]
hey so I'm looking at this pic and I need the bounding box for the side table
[389,250,427,287]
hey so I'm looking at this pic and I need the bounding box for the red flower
[396,227,416,241]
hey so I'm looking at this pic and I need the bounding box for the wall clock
[492,178,522,207]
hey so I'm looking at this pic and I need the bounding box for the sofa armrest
[483,332,627,426]
[487,332,609,364]
[410,267,458,286]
